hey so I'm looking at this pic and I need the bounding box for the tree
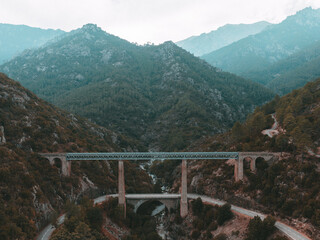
[232,121,245,141]
[217,204,233,225]
[86,207,103,231]
[191,197,203,216]
[246,216,275,240]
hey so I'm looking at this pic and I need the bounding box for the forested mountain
[176,21,271,56]
[244,40,320,95]
[0,73,152,239]
[0,24,274,151]
[151,78,320,239]
[202,7,320,75]
[0,23,64,64]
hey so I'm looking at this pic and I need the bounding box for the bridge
[39,151,279,217]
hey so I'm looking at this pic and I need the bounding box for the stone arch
[39,153,70,177]
[128,199,178,214]
[255,157,268,171]
[242,156,255,171]
[235,152,279,181]
[53,157,62,169]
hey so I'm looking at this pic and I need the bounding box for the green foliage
[229,79,320,153]
[217,204,233,225]
[202,8,320,86]
[52,199,107,240]
[190,198,233,236]
[191,197,203,216]
[0,73,153,239]
[0,25,274,151]
[245,216,276,240]
[102,197,162,240]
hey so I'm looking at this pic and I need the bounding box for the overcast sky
[1,0,320,44]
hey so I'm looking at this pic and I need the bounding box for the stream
[141,160,169,239]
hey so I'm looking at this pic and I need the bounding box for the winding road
[36,193,311,240]
[262,113,279,138]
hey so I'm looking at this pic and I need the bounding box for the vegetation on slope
[151,79,320,238]
[176,21,271,56]
[0,73,152,239]
[243,40,320,95]
[202,7,320,76]
[0,24,274,151]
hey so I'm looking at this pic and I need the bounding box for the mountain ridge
[0,23,64,64]
[0,24,274,151]
[176,21,271,56]
[202,7,320,75]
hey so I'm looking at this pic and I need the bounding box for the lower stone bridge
[39,151,279,218]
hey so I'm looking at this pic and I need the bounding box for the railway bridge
[39,152,278,217]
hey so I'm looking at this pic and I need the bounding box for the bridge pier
[180,159,188,218]
[118,160,126,218]
[234,157,244,181]
[250,157,256,172]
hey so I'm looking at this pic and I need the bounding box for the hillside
[243,40,320,95]
[202,7,320,75]
[0,23,64,64]
[151,79,320,239]
[0,73,152,239]
[176,21,271,56]
[0,24,274,151]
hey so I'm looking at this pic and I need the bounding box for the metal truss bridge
[66,152,239,161]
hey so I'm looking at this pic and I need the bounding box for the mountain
[244,40,320,94]
[0,23,64,64]
[176,21,271,56]
[0,24,275,151]
[151,78,320,239]
[202,7,320,75]
[0,73,152,239]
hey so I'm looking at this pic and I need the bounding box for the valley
[0,4,320,240]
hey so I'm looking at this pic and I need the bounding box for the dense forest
[202,8,320,76]
[151,78,320,239]
[0,73,153,239]
[243,40,320,95]
[0,24,274,151]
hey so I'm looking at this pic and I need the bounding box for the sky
[1,0,320,44]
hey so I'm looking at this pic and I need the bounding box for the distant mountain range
[201,7,320,93]
[0,24,274,151]
[0,23,64,64]
[176,21,271,56]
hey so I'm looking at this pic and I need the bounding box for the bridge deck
[66,152,239,161]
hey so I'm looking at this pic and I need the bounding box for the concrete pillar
[234,160,238,181]
[118,160,126,218]
[250,158,256,172]
[235,157,244,181]
[61,156,70,177]
[180,159,188,218]
[67,161,72,176]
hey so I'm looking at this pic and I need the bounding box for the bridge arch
[235,152,279,181]
[127,198,179,214]
[39,153,71,176]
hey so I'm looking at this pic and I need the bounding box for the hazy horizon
[1,0,320,44]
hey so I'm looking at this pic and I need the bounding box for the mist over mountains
[0,4,320,240]
[202,7,320,74]
[0,24,274,151]
[0,23,64,64]
[176,21,271,56]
